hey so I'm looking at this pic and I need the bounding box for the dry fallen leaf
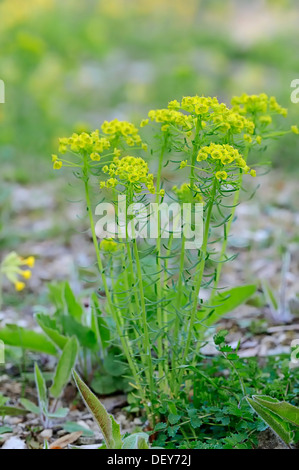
[49,431,82,449]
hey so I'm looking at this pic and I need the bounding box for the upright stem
[83,174,148,412]
[211,147,249,301]
[176,177,217,392]
[155,135,168,387]
[171,235,185,389]
[132,239,156,418]
[172,119,202,391]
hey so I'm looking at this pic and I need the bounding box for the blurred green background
[0,0,299,183]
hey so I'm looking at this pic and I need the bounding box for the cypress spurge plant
[53,94,298,428]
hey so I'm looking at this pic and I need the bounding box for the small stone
[38,429,53,442]
[2,436,26,449]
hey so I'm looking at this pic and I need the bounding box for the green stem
[155,135,168,387]
[211,147,249,301]
[0,272,3,311]
[171,235,185,389]
[176,177,217,392]
[132,239,156,415]
[83,174,146,410]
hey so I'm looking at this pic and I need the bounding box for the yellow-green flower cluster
[59,131,111,154]
[196,143,256,179]
[231,93,288,119]
[53,119,147,170]
[167,95,255,134]
[172,183,203,203]
[53,131,111,169]
[101,119,145,148]
[180,95,219,115]
[100,238,119,253]
[148,108,193,133]
[100,156,155,193]
[0,252,35,292]
[211,107,255,134]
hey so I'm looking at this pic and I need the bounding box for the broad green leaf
[0,325,57,356]
[64,282,83,321]
[35,363,48,416]
[252,395,299,428]
[198,284,257,328]
[91,373,130,395]
[72,370,121,449]
[0,406,28,416]
[61,316,97,349]
[19,398,40,414]
[103,351,128,377]
[50,337,78,398]
[35,313,68,350]
[246,397,294,446]
[121,433,149,449]
[168,413,181,425]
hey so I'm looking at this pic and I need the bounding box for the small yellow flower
[197,150,208,162]
[180,160,187,169]
[291,125,299,135]
[140,119,149,127]
[250,169,256,177]
[90,152,101,161]
[53,160,62,170]
[21,270,32,280]
[113,148,121,157]
[244,134,252,143]
[15,281,25,292]
[256,135,262,144]
[22,256,35,268]
[168,99,180,110]
[259,115,272,125]
[159,189,165,197]
[215,171,228,181]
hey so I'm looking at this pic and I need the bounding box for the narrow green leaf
[19,398,40,414]
[0,426,13,434]
[0,325,57,356]
[246,397,294,446]
[72,370,119,449]
[46,407,69,419]
[50,337,78,399]
[0,406,28,416]
[111,414,122,449]
[262,280,278,312]
[91,293,110,349]
[63,422,94,437]
[35,363,48,415]
[64,282,83,321]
